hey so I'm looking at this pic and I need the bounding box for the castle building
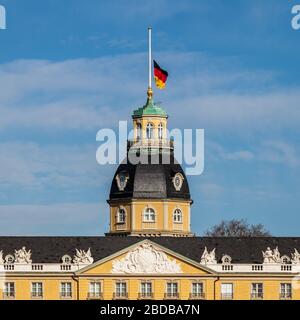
[1,89,300,301]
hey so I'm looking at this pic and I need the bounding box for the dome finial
[147,86,153,99]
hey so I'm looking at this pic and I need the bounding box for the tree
[204,219,271,237]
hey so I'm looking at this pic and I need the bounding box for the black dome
[109,155,191,201]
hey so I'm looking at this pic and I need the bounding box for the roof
[109,155,191,200]
[1,236,300,264]
[132,97,167,118]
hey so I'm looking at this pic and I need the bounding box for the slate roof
[1,236,300,264]
[109,154,191,201]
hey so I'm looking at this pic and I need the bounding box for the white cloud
[260,140,300,167]
[207,140,300,168]
[207,142,254,162]
[169,91,300,133]
[0,142,112,190]
[0,203,107,235]
[0,52,295,133]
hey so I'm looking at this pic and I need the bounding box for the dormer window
[61,255,72,265]
[5,255,14,264]
[281,255,291,264]
[221,255,232,264]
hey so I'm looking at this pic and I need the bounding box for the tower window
[143,208,156,222]
[173,209,183,223]
[136,123,142,141]
[158,123,163,139]
[146,123,154,139]
[116,208,126,224]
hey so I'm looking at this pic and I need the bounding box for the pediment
[76,240,215,276]
[111,241,182,274]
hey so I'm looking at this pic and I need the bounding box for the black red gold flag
[153,60,168,89]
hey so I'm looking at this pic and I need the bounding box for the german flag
[153,60,168,89]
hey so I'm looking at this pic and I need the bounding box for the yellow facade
[2,276,299,300]
[1,240,300,300]
[108,199,192,236]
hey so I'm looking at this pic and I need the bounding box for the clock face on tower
[172,173,184,191]
[116,172,129,191]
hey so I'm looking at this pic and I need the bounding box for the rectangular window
[60,282,72,298]
[115,282,127,298]
[221,283,233,300]
[4,282,15,299]
[166,282,178,298]
[140,282,152,298]
[280,283,292,299]
[89,282,101,298]
[32,282,43,298]
[251,283,263,299]
[191,282,204,298]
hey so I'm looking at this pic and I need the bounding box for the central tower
[106,89,193,237]
[106,28,193,237]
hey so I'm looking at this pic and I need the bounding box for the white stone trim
[0,262,299,274]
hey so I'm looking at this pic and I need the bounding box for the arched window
[136,123,142,141]
[158,123,163,139]
[116,208,126,224]
[146,123,154,139]
[173,209,183,223]
[143,208,156,222]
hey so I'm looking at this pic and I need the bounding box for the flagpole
[147,27,153,98]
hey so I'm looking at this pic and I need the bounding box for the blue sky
[0,0,300,235]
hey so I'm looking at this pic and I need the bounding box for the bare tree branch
[204,219,271,237]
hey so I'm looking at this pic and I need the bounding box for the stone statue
[262,247,281,264]
[73,248,94,265]
[291,249,300,264]
[274,247,281,262]
[14,247,32,264]
[0,250,3,264]
[201,247,217,264]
